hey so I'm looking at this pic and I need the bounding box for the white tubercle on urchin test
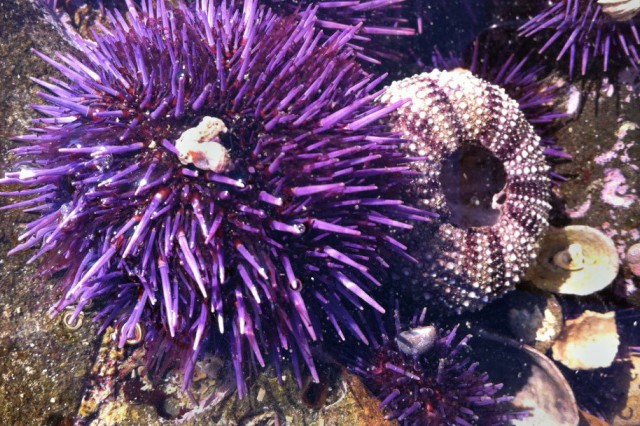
[598,0,640,21]
[175,116,231,172]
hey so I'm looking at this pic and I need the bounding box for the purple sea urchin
[519,0,640,76]
[380,69,551,311]
[0,0,428,396]
[264,0,416,63]
[348,310,526,425]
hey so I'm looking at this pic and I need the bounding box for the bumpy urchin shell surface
[0,0,429,395]
[431,39,571,164]
[380,69,551,312]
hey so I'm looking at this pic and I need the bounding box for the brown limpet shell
[526,225,620,296]
[551,310,619,370]
[382,69,551,311]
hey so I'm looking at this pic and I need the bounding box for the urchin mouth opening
[439,143,507,229]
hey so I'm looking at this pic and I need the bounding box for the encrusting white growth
[598,0,640,21]
[175,116,231,172]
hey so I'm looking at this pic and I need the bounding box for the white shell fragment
[526,225,620,296]
[395,326,438,357]
[174,116,231,172]
[551,310,620,370]
[598,0,640,21]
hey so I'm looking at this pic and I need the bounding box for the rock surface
[0,1,98,424]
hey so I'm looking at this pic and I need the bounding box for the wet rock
[0,2,99,424]
[0,0,73,145]
[552,311,620,370]
[612,354,640,426]
[507,292,563,352]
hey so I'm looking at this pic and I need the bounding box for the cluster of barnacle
[1,0,639,423]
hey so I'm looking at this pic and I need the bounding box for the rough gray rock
[0,1,98,424]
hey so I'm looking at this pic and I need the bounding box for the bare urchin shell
[382,69,552,311]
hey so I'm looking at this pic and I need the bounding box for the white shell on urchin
[598,0,640,21]
[395,325,438,357]
[174,116,231,172]
[381,69,551,312]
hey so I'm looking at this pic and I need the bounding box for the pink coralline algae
[601,168,637,208]
[0,0,430,396]
[381,69,551,311]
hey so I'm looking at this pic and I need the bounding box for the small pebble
[526,226,619,296]
[627,243,640,277]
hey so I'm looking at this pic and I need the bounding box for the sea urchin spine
[348,310,527,425]
[0,0,430,395]
[519,0,640,75]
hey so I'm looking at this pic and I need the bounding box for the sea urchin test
[382,69,551,312]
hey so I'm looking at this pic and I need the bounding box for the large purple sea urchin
[519,0,640,76]
[0,0,428,395]
[263,0,416,63]
[348,311,526,425]
[381,69,551,311]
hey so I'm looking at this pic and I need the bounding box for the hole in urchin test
[440,144,507,229]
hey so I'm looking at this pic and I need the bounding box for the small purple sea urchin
[348,310,526,425]
[0,0,428,396]
[380,69,551,311]
[519,0,640,76]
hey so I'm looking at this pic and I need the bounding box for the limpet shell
[551,310,620,370]
[395,325,438,357]
[526,225,619,295]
